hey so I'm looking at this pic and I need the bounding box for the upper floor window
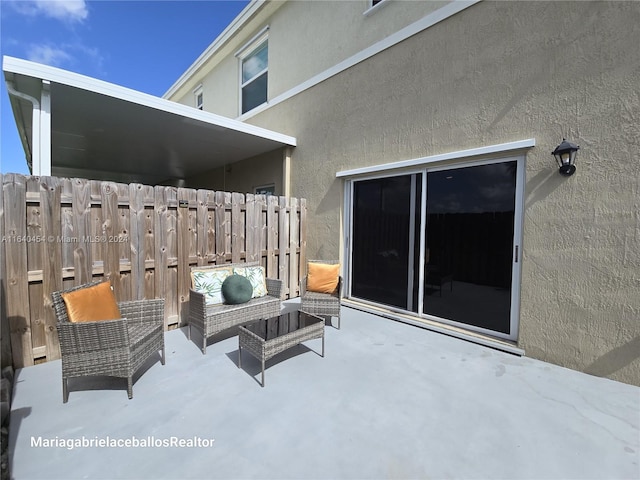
[364,0,390,16]
[238,32,268,114]
[194,85,203,110]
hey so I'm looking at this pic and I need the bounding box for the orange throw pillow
[307,262,340,294]
[61,281,121,323]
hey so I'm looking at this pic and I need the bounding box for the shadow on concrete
[8,406,31,478]
[226,342,323,388]
[585,336,640,377]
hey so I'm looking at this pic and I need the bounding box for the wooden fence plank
[196,189,208,266]
[71,178,92,285]
[254,194,265,263]
[40,177,62,360]
[278,196,290,296]
[154,186,171,328]
[101,182,121,298]
[223,192,232,258]
[130,183,146,300]
[25,178,43,277]
[116,183,132,301]
[231,192,243,263]
[142,185,155,300]
[215,191,226,265]
[59,178,75,279]
[177,187,196,325]
[3,174,33,367]
[24,177,45,355]
[0,174,11,368]
[289,197,299,298]
[299,197,307,293]
[165,190,179,326]
[267,195,278,278]
[90,180,104,272]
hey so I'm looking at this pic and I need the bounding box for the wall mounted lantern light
[552,138,580,176]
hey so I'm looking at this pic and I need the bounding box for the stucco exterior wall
[243,1,640,385]
[184,148,284,194]
[172,0,449,118]
[267,0,447,100]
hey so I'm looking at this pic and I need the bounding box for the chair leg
[337,314,341,330]
[127,377,133,399]
[62,378,69,403]
[188,324,191,340]
[161,345,166,365]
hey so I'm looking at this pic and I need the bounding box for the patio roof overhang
[2,56,296,185]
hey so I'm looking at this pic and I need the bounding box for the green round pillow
[221,274,253,304]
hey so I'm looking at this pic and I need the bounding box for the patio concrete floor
[8,300,640,480]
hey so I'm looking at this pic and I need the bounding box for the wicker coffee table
[238,310,324,387]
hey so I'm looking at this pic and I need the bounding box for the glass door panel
[423,161,517,334]
[351,175,421,311]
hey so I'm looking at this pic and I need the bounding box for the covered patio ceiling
[3,56,296,186]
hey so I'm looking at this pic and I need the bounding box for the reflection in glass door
[348,159,522,339]
[350,174,421,311]
[423,161,517,334]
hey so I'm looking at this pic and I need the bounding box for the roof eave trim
[2,55,296,147]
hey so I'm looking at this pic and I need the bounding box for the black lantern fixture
[552,138,580,176]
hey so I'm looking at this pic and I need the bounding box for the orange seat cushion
[307,262,340,294]
[61,281,122,323]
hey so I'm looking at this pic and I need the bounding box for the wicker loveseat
[188,262,282,354]
[51,281,165,403]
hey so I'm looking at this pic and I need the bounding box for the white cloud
[26,42,106,74]
[27,44,73,67]
[8,0,88,22]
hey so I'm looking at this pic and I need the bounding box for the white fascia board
[163,0,265,99]
[239,0,482,122]
[3,55,296,147]
[336,139,536,178]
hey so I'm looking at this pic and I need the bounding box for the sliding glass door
[350,174,421,311]
[347,158,523,340]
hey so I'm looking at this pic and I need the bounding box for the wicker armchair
[52,281,165,403]
[300,260,343,329]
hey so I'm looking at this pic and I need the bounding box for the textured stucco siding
[173,42,242,117]
[184,148,284,194]
[173,0,449,117]
[242,0,640,385]
[267,0,447,100]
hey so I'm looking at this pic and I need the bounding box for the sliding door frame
[342,154,526,342]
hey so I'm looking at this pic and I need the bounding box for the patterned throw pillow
[191,267,233,305]
[233,265,268,298]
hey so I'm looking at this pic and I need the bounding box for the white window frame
[193,84,203,110]
[364,0,391,17]
[236,27,269,115]
[254,183,275,196]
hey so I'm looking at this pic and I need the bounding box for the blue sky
[0,0,250,174]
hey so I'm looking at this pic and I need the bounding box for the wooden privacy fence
[0,174,307,368]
